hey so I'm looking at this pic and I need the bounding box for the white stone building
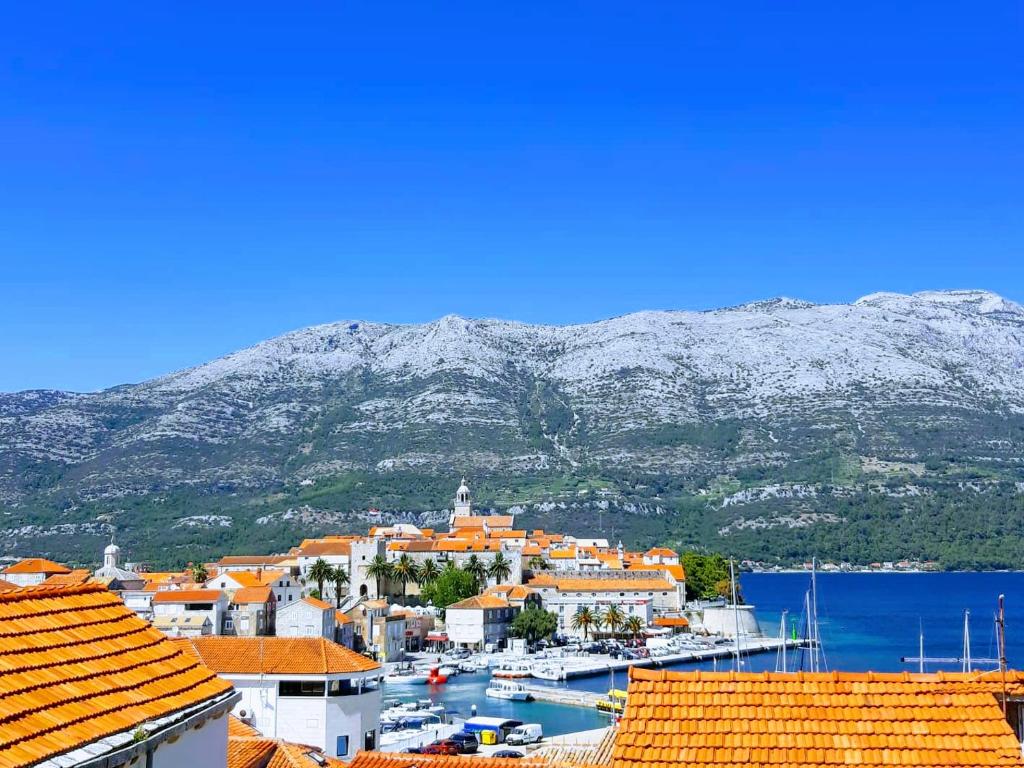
[182,636,384,760]
[444,594,519,650]
[152,589,229,635]
[276,596,336,638]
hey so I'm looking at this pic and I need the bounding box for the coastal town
[3,477,1024,768]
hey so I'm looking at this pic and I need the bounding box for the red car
[408,740,459,756]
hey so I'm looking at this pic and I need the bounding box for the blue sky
[2,2,1022,392]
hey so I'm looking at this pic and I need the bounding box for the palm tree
[392,554,418,605]
[364,554,394,599]
[190,562,208,584]
[488,552,513,585]
[308,558,333,599]
[624,615,645,644]
[464,555,488,592]
[602,604,626,640]
[528,555,550,572]
[417,559,440,586]
[571,607,596,642]
[330,564,349,609]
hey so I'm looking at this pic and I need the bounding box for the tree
[417,558,440,586]
[601,604,625,639]
[419,566,477,617]
[190,562,208,584]
[330,564,349,609]
[308,558,333,599]
[624,615,645,643]
[488,552,513,585]
[392,554,418,605]
[364,554,394,599]
[464,555,488,591]
[528,555,550,571]
[680,552,741,602]
[510,607,558,644]
[571,606,596,641]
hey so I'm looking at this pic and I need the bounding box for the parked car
[505,724,543,745]
[448,732,480,754]
[493,750,525,759]
[407,740,459,755]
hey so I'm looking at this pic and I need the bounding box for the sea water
[397,572,1024,737]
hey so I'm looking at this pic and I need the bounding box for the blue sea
[394,572,1024,737]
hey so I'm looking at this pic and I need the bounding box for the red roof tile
[181,636,380,675]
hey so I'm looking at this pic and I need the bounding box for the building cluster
[4,579,1024,768]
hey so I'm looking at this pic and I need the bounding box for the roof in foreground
[613,667,1024,768]
[228,736,345,768]
[350,752,548,768]
[180,636,381,675]
[0,583,234,768]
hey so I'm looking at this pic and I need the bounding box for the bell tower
[450,476,473,526]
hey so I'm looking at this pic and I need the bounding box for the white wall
[276,600,333,638]
[152,710,228,768]
[444,609,484,646]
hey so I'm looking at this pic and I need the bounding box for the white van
[505,723,543,745]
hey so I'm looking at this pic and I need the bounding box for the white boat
[492,660,533,679]
[386,670,430,685]
[486,679,533,701]
[458,657,490,673]
[531,663,566,681]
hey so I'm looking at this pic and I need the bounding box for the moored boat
[492,660,533,679]
[485,679,533,701]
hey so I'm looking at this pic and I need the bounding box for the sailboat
[900,608,1000,671]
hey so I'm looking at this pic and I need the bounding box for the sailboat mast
[780,609,788,673]
[963,609,972,673]
[810,557,820,672]
[731,559,741,671]
[918,620,924,674]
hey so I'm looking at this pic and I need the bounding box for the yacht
[492,660,533,679]
[386,667,431,685]
[531,663,566,681]
[486,679,533,701]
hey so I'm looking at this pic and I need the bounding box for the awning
[426,632,448,641]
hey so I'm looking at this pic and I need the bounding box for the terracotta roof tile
[527,576,675,592]
[182,636,380,675]
[301,596,334,611]
[39,569,94,587]
[217,555,290,566]
[232,586,274,604]
[152,589,224,603]
[297,541,352,557]
[350,752,548,768]
[229,715,263,738]
[448,594,510,610]
[0,583,234,767]
[1,558,71,575]
[612,668,1024,768]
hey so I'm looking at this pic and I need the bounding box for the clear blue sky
[2,2,1022,392]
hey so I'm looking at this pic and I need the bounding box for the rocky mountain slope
[3,289,1024,568]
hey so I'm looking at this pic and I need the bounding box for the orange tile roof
[229,715,263,738]
[182,636,380,675]
[218,555,290,566]
[0,583,234,767]
[223,570,287,587]
[335,610,353,625]
[1,558,71,575]
[490,530,528,538]
[152,588,224,603]
[550,547,578,559]
[229,735,346,768]
[522,543,543,556]
[628,563,686,581]
[350,751,546,768]
[448,594,510,610]
[614,668,1024,768]
[297,541,352,556]
[451,516,487,529]
[0,578,17,591]
[301,596,334,611]
[232,586,274,604]
[486,584,536,601]
[644,547,678,558]
[528,576,675,592]
[40,569,93,586]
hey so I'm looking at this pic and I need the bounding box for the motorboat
[492,660,533,679]
[458,657,490,673]
[386,667,431,685]
[530,663,566,681]
[485,679,533,701]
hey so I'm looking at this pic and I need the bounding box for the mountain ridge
[3,289,1023,569]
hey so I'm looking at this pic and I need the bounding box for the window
[336,736,350,757]
[328,679,356,696]
[305,624,315,636]
[224,618,234,630]
[240,615,250,630]
[279,680,325,697]
[364,730,376,751]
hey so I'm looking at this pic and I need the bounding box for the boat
[596,688,627,714]
[426,666,449,685]
[530,663,566,681]
[485,680,533,701]
[386,667,431,685]
[492,660,533,679]
[437,665,459,678]
[458,657,490,673]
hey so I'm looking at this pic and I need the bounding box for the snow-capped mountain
[3,289,1024,566]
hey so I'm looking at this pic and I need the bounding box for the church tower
[450,477,473,526]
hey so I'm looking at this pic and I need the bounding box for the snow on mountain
[2,289,1023,503]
